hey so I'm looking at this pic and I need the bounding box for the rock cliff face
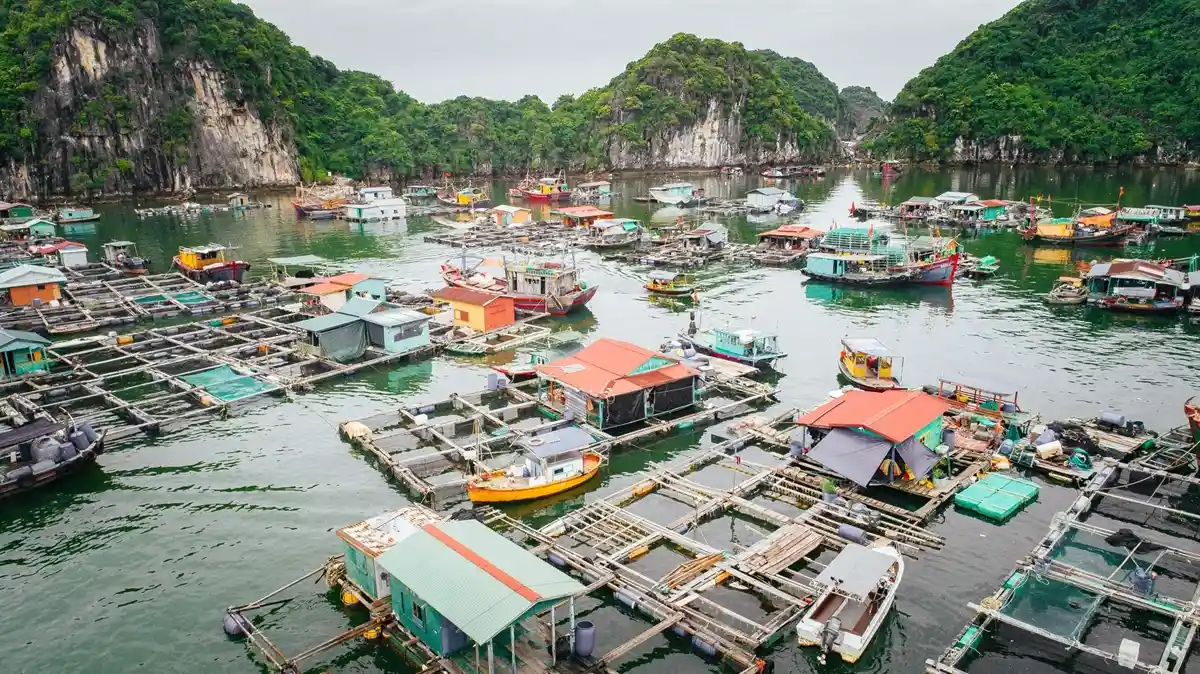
[0,20,297,200]
[605,99,806,169]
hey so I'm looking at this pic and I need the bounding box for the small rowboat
[838,337,902,391]
[1045,276,1087,305]
[796,542,903,664]
[966,255,1000,279]
[468,428,603,503]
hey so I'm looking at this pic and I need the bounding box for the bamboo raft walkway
[927,460,1200,674]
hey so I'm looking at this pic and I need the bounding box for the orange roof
[325,272,370,286]
[554,206,613,219]
[978,199,1007,207]
[758,225,821,240]
[795,389,949,443]
[537,338,695,397]
[301,281,351,296]
[432,286,505,306]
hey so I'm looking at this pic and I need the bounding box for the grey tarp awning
[814,543,897,601]
[519,426,597,460]
[894,435,941,481]
[841,337,896,357]
[806,428,893,488]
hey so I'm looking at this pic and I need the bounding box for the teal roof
[293,313,359,333]
[338,297,383,317]
[377,520,584,644]
[0,328,49,351]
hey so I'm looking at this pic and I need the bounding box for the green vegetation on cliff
[878,0,1200,162]
[0,1,840,188]
[838,86,887,138]
[754,49,841,122]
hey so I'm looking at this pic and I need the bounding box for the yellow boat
[838,337,902,391]
[467,428,604,503]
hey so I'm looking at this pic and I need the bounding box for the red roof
[537,338,695,397]
[301,281,352,296]
[554,206,613,219]
[326,272,370,286]
[432,286,504,306]
[795,389,949,443]
[758,225,821,240]
[33,240,85,254]
[978,199,1008,207]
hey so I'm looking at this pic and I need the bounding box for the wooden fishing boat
[931,376,1032,427]
[802,252,915,286]
[521,176,572,202]
[437,187,491,209]
[401,185,439,199]
[1186,397,1200,443]
[838,337,902,391]
[1045,276,1087,305]
[467,428,603,503]
[644,270,696,297]
[1085,259,1189,313]
[441,255,598,315]
[675,326,787,371]
[102,240,150,276]
[490,331,584,381]
[796,542,903,664]
[1020,219,1132,246]
[966,255,1000,279]
[0,418,105,500]
[173,243,249,283]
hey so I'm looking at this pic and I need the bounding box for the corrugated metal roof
[362,308,431,327]
[0,327,50,350]
[757,225,821,240]
[0,265,66,289]
[326,272,371,286]
[293,313,360,333]
[537,338,695,397]
[338,297,383,317]
[750,187,786,196]
[377,520,584,644]
[432,286,504,306]
[554,206,614,218]
[301,281,351,296]
[795,389,948,443]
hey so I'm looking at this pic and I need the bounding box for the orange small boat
[467,428,603,503]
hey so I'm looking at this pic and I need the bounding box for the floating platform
[953,473,1040,522]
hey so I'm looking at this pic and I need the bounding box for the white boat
[341,186,407,222]
[795,542,903,664]
[648,182,697,206]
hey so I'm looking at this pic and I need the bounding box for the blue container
[574,621,596,658]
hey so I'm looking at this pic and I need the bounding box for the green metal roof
[377,520,584,644]
[337,297,383,317]
[0,328,49,351]
[293,313,360,333]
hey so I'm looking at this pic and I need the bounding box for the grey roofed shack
[813,543,897,601]
[841,337,897,357]
[806,428,893,488]
[517,426,597,460]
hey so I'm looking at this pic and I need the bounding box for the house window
[412,601,425,625]
[455,309,470,322]
[36,284,45,290]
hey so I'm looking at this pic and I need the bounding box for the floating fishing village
[6,163,1200,674]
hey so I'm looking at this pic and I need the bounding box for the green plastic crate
[954,473,1040,522]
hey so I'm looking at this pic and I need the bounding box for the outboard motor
[817,617,842,665]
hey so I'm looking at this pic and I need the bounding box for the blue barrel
[615,591,637,610]
[79,422,98,444]
[837,524,868,544]
[942,428,957,449]
[691,636,717,657]
[222,614,246,638]
[671,624,689,639]
[998,439,1014,456]
[69,431,88,450]
[58,442,78,461]
[1002,403,1017,413]
[547,551,567,568]
[574,621,596,658]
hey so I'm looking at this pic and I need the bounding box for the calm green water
[4,168,1200,674]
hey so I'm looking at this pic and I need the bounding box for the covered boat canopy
[841,337,897,357]
[0,418,64,450]
[813,543,897,601]
[938,375,1016,397]
[518,426,597,461]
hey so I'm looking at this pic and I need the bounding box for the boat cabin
[1148,205,1188,223]
[228,193,250,208]
[507,426,597,489]
[432,287,515,333]
[805,252,900,283]
[0,202,34,223]
[57,207,98,223]
[576,180,611,197]
[934,192,980,207]
[505,262,581,301]
[375,518,585,660]
[537,338,699,430]
[1085,260,1190,312]
[709,328,780,361]
[402,185,439,198]
[177,244,234,272]
[490,205,531,227]
[0,265,66,306]
[553,206,613,228]
[747,187,792,210]
[335,506,442,603]
[530,176,570,198]
[898,196,937,218]
[683,223,728,252]
[646,270,691,293]
[453,187,489,206]
[791,389,950,487]
[34,241,88,268]
[840,337,900,388]
[0,328,52,379]
[103,241,140,264]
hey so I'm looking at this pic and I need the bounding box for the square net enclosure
[181,365,275,402]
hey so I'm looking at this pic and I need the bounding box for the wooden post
[569,596,576,654]
[510,624,517,674]
[488,640,494,674]
[550,604,556,665]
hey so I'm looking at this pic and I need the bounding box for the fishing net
[181,365,275,402]
[172,291,213,305]
[1001,575,1101,641]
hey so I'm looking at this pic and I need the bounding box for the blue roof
[517,426,598,459]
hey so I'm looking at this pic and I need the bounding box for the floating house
[433,287,516,333]
[587,218,643,248]
[490,205,532,227]
[682,223,729,252]
[56,207,100,223]
[327,272,387,302]
[746,187,793,211]
[950,199,1008,224]
[898,196,938,218]
[228,193,250,208]
[0,328,52,379]
[576,180,612,197]
[336,506,443,603]
[757,225,822,251]
[0,265,67,306]
[1085,260,1190,313]
[295,298,432,362]
[648,182,696,206]
[934,191,980,206]
[375,518,586,661]
[343,186,407,222]
[301,281,355,313]
[791,389,950,487]
[33,241,88,268]
[0,202,34,223]
[536,338,699,430]
[552,205,613,228]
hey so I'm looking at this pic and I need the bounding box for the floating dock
[928,461,1200,674]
